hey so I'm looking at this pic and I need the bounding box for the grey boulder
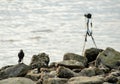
[96,47,120,69]
[63,53,88,66]
[30,52,50,69]
[84,48,103,63]
[56,66,78,78]
[0,63,30,80]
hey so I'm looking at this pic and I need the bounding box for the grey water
[0,0,120,68]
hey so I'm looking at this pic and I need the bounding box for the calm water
[0,0,120,68]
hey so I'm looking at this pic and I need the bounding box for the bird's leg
[18,61,20,64]
[21,59,23,63]
[18,59,20,64]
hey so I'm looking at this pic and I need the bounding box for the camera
[84,13,92,19]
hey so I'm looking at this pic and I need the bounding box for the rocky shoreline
[0,47,120,84]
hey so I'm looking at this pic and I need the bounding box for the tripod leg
[82,33,87,55]
[91,35,97,48]
[82,41,86,55]
[85,32,88,41]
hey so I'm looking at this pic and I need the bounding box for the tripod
[82,13,97,55]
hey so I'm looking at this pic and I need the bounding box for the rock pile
[0,47,120,84]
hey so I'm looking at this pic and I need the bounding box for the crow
[18,49,24,63]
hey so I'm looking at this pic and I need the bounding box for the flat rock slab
[0,77,35,84]
[68,76,104,84]
[57,60,85,69]
[64,53,87,66]
[43,78,68,84]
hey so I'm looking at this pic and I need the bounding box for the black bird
[18,49,24,63]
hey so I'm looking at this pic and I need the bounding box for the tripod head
[84,13,92,19]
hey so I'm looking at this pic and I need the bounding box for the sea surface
[0,0,120,68]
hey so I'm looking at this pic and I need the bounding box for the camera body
[84,13,92,19]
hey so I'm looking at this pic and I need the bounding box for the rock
[40,67,57,79]
[80,67,96,77]
[25,69,41,81]
[30,53,50,72]
[97,65,110,74]
[63,53,87,66]
[49,62,57,68]
[40,67,56,73]
[56,66,78,78]
[43,78,68,84]
[84,48,103,63]
[40,70,57,80]
[0,63,30,80]
[105,75,118,83]
[0,65,13,72]
[49,71,57,78]
[110,70,120,77]
[0,77,35,84]
[56,60,84,69]
[38,70,57,84]
[117,80,120,84]
[117,76,120,81]
[88,61,96,67]
[72,69,81,73]
[67,76,104,84]
[95,68,105,75]
[96,47,120,69]
[80,67,105,77]
[104,70,120,83]
[36,79,42,84]
[103,82,113,84]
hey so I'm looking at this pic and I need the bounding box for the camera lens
[84,13,92,18]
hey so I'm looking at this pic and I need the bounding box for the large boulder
[43,78,68,84]
[67,76,104,84]
[96,47,120,69]
[56,60,84,69]
[0,63,30,80]
[0,77,35,84]
[56,66,78,78]
[63,53,87,66]
[30,53,50,69]
[84,48,103,63]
